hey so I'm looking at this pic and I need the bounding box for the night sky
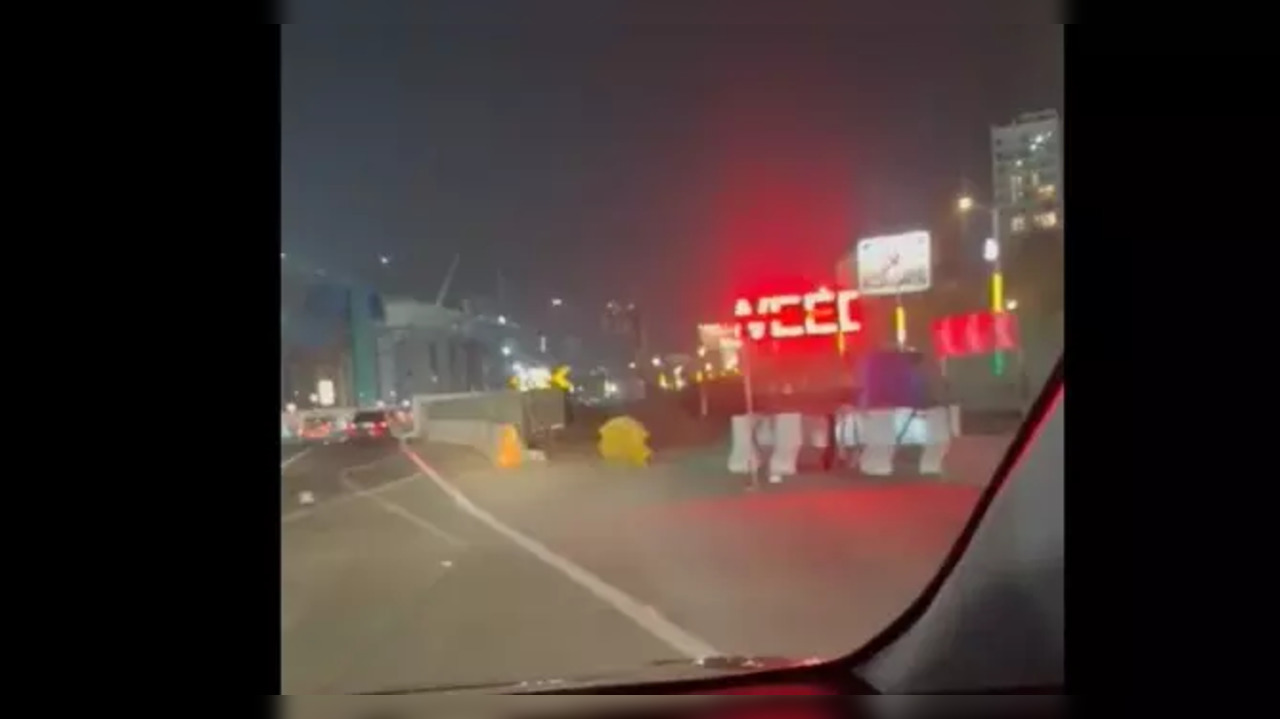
[282,19,1062,348]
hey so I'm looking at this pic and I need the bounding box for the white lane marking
[338,454,404,478]
[341,474,467,548]
[281,473,419,524]
[281,446,313,470]
[399,446,721,659]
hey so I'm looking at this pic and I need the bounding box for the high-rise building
[991,109,1062,242]
[601,300,645,365]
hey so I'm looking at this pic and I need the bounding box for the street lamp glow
[497,315,507,325]
[628,361,637,370]
[501,345,512,357]
[280,251,287,260]
[379,255,390,265]
[983,237,1000,263]
[958,195,975,212]
[1006,299,1019,311]
[651,356,662,367]
[550,297,563,307]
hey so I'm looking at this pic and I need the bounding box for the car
[345,409,396,444]
[299,416,335,442]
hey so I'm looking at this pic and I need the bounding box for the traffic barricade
[730,404,960,478]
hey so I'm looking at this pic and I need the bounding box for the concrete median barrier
[404,390,568,468]
[410,418,527,468]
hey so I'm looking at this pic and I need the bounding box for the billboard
[855,230,932,296]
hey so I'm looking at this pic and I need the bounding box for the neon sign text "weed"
[733,288,862,341]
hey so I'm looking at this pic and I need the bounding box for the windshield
[281,21,1063,694]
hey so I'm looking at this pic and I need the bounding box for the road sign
[550,365,573,391]
[855,231,932,296]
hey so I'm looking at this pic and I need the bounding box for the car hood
[362,655,827,695]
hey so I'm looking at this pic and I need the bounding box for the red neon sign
[931,311,1020,358]
[734,288,862,342]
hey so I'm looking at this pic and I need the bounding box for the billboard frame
[854,230,933,297]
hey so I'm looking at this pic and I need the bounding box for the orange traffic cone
[495,423,524,469]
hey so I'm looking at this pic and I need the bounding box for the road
[281,438,1002,694]
[281,444,310,464]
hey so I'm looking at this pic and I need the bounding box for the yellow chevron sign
[550,365,572,391]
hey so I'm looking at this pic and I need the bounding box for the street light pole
[989,206,1006,377]
[962,193,1008,378]
[894,289,907,350]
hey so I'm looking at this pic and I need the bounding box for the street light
[551,297,564,307]
[983,237,1000,264]
[379,255,390,265]
[651,356,662,368]
[959,192,1006,376]
[1006,299,1019,312]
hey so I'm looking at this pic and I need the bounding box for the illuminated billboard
[855,230,932,296]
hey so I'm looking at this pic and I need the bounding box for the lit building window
[1034,211,1058,229]
[1011,215,1028,234]
[1038,184,1056,199]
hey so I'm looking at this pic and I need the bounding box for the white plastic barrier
[917,406,954,475]
[727,413,811,477]
[857,409,899,476]
[730,405,962,477]
[728,414,763,474]
[769,413,805,476]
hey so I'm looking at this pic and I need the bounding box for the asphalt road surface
[281,443,311,464]
[281,439,1002,694]
[280,440,411,518]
